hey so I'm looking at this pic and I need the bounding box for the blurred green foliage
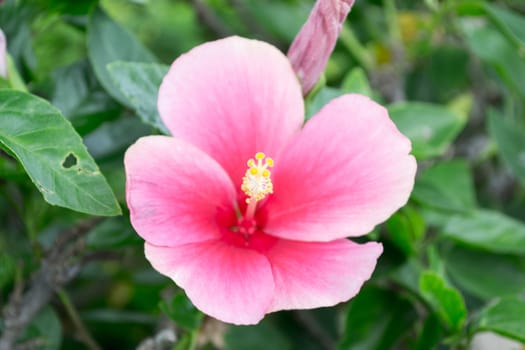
[1,0,525,349]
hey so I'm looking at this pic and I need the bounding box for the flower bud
[288,0,355,94]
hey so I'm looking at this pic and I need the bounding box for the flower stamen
[241,152,274,220]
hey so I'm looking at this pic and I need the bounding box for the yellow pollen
[241,152,274,203]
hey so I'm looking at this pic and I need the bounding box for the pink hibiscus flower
[125,36,416,325]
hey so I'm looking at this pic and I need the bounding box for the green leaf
[305,87,343,120]
[461,20,525,98]
[86,217,140,249]
[51,60,120,135]
[20,306,62,350]
[0,90,121,216]
[485,4,525,48]
[442,210,525,255]
[341,67,375,98]
[159,291,203,331]
[225,318,292,350]
[87,7,156,105]
[473,296,525,343]
[385,206,425,256]
[445,245,525,301]
[337,286,416,350]
[415,313,443,350]
[107,61,169,133]
[419,271,467,332]
[488,110,525,186]
[412,160,477,212]
[388,102,467,159]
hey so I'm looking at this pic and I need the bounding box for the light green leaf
[485,4,525,47]
[0,90,121,216]
[412,160,477,212]
[462,20,525,98]
[388,102,467,159]
[107,61,169,133]
[341,67,375,98]
[488,110,525,186]
[87,7,156,105]
[474,296,525,343]
[442,210,525,255]
[419,271,467,332]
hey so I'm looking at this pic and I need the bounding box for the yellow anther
[241,152,274,203]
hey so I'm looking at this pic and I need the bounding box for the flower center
[240,152,274,221]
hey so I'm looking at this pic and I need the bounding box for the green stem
[58,289,102,350]
[339,26,374,71]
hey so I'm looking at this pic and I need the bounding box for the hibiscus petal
[158,36,304,187]
[265,94,416,241]
[265,239,382,312]
[145,241,274,325]
[125,136,236,246]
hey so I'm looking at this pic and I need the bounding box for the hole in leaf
[62,153,78,169]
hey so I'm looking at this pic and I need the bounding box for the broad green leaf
[388,102,467,159]
[159,290,203,331]
[473,296,525,343]
[412,160,477,212]
[419,271,467,332]
[0,90,121,216]
[107,61,169,133]
[442,210,525,255]
[488,110,525,186]
[225,318,292,350]
[462,21,525,98]
[445,245,525,301]
[51,60,120,135]
[20,306,62,350]
[485,4,525,47]
[87,7,156,105]
[337,286,416,350]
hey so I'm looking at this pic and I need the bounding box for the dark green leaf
[415,313,443,350]
[51,60,120,135]
[442,210,525,255]
[412,160,477,212]
[21,306,62,350]
[87,7,156,105]
[445,245,525,301]
[86,217,140,249]
[159,291,203,331]
[473,296,525,343]
[488,110,525,186]
[388,102,467,159]
[419,271,467,332]
[337,286,416,350]
[225,318,292,350]
[0,90,121,216]
[107,61,169,133]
